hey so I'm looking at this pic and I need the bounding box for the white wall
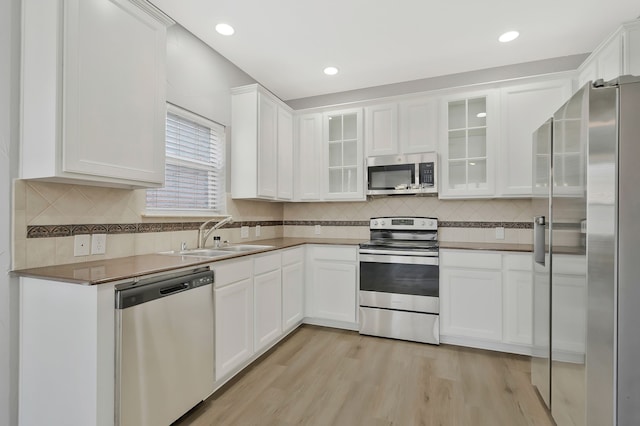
[0,0,20,424]
[166,24,256,126]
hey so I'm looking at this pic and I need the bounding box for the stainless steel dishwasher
[115,267,214,426]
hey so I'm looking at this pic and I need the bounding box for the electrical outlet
[91,233,107,255]
[255,225,261,237]
[495,227,505,240]
[74,234,91,256]
[314,225,321,235]
[241,226,249,238]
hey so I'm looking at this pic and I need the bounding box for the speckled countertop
[11,238,364,285]
[13,238,540,285]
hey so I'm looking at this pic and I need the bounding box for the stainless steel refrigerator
[531,75,640,426]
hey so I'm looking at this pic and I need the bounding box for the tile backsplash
[282,197,533,244]
[13,180,535,269]
[13,180,284,269]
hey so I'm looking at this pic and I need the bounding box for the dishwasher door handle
[160,282,190,295]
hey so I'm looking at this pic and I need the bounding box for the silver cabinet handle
[534,215,546,265]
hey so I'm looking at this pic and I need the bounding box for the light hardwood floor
[175,325,554,426]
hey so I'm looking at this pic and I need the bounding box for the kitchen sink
[160,249,233,258]
[160,244,275,258]
[217,244,275,252]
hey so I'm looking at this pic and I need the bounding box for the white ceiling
[149,0,639,101]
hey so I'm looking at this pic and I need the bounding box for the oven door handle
[359,254,439,266]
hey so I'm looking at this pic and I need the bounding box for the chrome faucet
[198,216,233,248]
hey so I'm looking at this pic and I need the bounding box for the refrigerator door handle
[534,216,546,265]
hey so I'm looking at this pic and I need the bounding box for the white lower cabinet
[440,249,534,355]
[440,267,503,341]
[282,247,305,331]
[305,245,358,328]
[253,253,283,352]
[503,255,533,346]
[214,258,254,380]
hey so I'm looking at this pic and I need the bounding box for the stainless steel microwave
[366,153,438,195]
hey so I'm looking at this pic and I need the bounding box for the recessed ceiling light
[323,66,339,76]
[476,112,487,118]
[216,23,235,36]
[499,31,519,43]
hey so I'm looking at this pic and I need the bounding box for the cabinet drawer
[440,250,502,270]
[214,259,253,288]
[282,247,304,266]
[254,252,281,275]
[311,245,357,262]
[504,253,532,271]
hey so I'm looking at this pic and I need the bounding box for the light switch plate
[74,234,91,256]
[255,225,261,237]
[241,226,249,238]
[91,234,107,255]
[495,227,505,240]
[314,225,321,235]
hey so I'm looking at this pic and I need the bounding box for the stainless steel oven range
[359,216,439,344]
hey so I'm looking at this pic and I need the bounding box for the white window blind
[146,105,226,214]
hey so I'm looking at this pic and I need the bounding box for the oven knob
[372,220,378,226]
[420,220,426,226]
[381,220,386,226]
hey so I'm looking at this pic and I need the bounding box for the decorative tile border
[439,221,533,229]
[283,220,370,227]
[25,220,534,238]
[26,221,283,239]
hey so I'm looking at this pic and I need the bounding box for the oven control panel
[370,216,438,230]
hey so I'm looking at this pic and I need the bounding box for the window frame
[144,103,227,217]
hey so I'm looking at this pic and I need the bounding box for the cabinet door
[439,90,498,198]
[63,0,165,185]
[295,113,323,200]
[499,78,572,197]
[503,270,533,345]
[440,268,502,341]
[254,269,282,352]
[399,98,438,154]
[365,103,398,156]
[257,93,278,198]
[596,33,623,83]
[277,107,294,200]
[310,261,357,323]
[282,261,304,331]
[324,108,364,200]
[215,278,253,380]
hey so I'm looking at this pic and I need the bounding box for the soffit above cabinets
[149,0,639,101]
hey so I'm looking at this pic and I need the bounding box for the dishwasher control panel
[115,268,213,309]
[192,274,213,288]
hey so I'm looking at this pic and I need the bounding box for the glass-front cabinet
[323,108,364,200]
[439,91,498,198]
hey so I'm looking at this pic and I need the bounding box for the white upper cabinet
[257,93,278,198]
[277,108,294,200]
[577,19,640,89]
[365,98,438,157]
[498,77,573,197]
[323,108,365,200]
[399,97,438,154]
[294,113,323,201]
[365,103,398,156]
[439,89,499,198]
[21,0,171,188]
[231,84,294,200]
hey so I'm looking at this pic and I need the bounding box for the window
[146,104,226,215]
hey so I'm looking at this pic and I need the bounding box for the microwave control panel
[419,162,435,187]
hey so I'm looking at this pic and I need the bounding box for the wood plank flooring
[175,325,554,426]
